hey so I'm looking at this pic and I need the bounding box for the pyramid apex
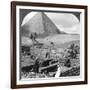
[21,12,61,38]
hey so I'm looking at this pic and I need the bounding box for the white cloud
[21,12,37,26]
[56,23,80,34]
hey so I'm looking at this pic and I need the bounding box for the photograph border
[11,1,88,89]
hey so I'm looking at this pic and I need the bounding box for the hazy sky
[21,12,80,34]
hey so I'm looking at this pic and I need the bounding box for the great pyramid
[21,12,62,38]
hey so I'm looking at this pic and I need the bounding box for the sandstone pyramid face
[21,12,61,38]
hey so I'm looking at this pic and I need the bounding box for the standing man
[33,56,40,73]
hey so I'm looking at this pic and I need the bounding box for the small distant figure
[33,58,40,73]
[64,58,71,67]
[50,42,54,45]
[55,64,61,78]
[45,52,50,58]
